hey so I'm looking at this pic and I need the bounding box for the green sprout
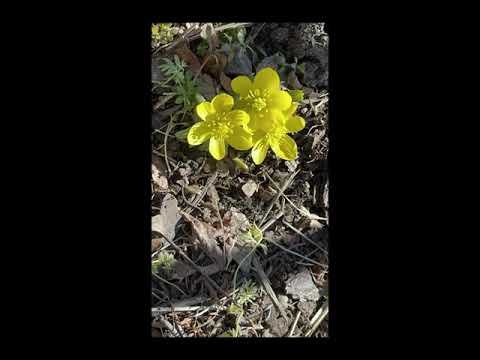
[152,251,175,274]
[152,23,177,47]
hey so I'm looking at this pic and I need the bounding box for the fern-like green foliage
[158,55,200,112]
[236,280,257,306]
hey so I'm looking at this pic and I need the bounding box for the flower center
[206,112,234,138]
[246,89,270,112]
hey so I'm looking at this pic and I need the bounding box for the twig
[260,211,284,233]
[158,231,227,296]
[163,115,174,176]
[264,171,327,221]
[152,305,219,314]
[181,185,203,213]
[288,311,302,337]
[260,170,300,226]
[155,23,254,54]
[152,272,187,296]
[282,219,328,255]
[245,23,265,46]
[153,317,181,337]
[265,237,326,268]
[252,255,288,320]
[305,302,329,337]
[184,171,218,214]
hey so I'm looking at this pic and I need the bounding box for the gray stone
[224,47,253,76]
[285,268,320,302]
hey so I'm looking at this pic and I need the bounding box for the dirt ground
[151,22,329,337]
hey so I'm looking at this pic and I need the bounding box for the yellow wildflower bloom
[188,93,252,160]
[249,104,305,165]
[231,67,292,132]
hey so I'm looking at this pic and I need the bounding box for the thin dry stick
[163,115,174,176]
[260,170,300,226]
[265,237,326,268]
[152,305,220,314]
[152,272,187,296]
[305,302,329,337]
[288,311,302,337]
[155,23,254,54]
[154,317,180,337]
[282,219,328,255]
[260,211,284,233]
[183,171,218,214]
[158,231,227,296]
[252,255,288,320]
[264,171,326,220]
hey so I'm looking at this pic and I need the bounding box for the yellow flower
[249,104,305,165]
[188,93,252,160]
[231,67,292,132]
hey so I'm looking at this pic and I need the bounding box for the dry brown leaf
[181,211,225,268]
[152,194,180,241]
[219,72,233,94]
[174,41,202,75]
[203,52,227,79]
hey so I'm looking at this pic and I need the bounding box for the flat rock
[285,268,320,302]
[224,46,253,76]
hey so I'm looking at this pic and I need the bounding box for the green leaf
[175,96,184,104]
[250,223,263,243]
[288,89,304,102]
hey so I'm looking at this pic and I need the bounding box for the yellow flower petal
[187,122,212,145]
[226,126,253,151]
[270,134,297,161]
[196,102,214,121]
[211,93,234,113]
[252,130,266,145]
[251,137,270,165]
[231,76,253,97]
[268,90,292,111]
[255,109,284,133]
[226,110,250,126]
[285,115,305,133]
[285,103,298,117]
[209,136,227,160]
[254,67,280,91]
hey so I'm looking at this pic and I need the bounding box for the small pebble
[241,180,258,198]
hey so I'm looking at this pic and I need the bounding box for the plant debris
[151,22,329,337]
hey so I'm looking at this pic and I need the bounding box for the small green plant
[236,279,257,306]
[158,55,201,113]
[158,55,187,86]
[288,89,305,103]
[219,280,258,337]
[152,251,175,274]
[196,39,209,58]
[152,23,177,47]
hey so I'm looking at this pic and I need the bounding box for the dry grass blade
[152,272,187,296]
[264,171,325,221]
[252,255,288,320]
[305,302,329,337]
[158,231,227,297]
[282,219,328,255]
[265,237,326,268]
[260,170,300,226]
[288,311,302,337]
